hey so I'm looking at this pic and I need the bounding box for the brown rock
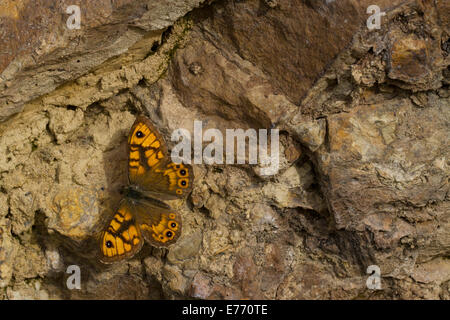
[47,187,102,241]
[0,223,17,288]
[387,33,443,90]
[197,0,407,104]
[0,0,206,121]
[190,272,213,299]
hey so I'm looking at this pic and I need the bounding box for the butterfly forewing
[99,199,144,263]
[127,116,194,200]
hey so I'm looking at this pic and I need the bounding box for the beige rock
[0,112,48,172]
[262,162,325,212]
[190,272,213,299]
[162,264,188,295]
[44,247,64,272]
[6,280,50,300]
[286,117,326,152]
[12,244,49,282]
[9,188,36,235]
[71,273,151,300]
[46,186,102,241]
[318,98,449,228]
[0,0,206,121]
[352,54,386,87]
[48,108,85,144]
[167,231,203,264]
[0,193,7,217]
[144,255,164,281]
[0,223,17,288]
[204,194,226,220]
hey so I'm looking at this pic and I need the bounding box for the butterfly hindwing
[127,116,194,200]
[99,199,144,263]
[133,198,182,248]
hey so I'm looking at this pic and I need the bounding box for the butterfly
[99,115,193,263]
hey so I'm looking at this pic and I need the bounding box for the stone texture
[0,0,205,121]
[197,0,408,105]
[386,13,445,91]
[0,0,449,301]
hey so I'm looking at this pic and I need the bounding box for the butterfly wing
[133,198,182,248]
[99,198,144,264]
[127,115,193,200]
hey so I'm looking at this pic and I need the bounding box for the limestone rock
[0,223,17,288]
[387,32,444,91]
[47,186,102,241]
[167,231,203,264]
[0,0,206,121]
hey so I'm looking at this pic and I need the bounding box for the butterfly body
[124,185,169,208]
[99,116,193,263]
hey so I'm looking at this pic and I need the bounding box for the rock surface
[0,0,204,121]
[0,0,449,300]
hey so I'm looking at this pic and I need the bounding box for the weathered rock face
[0,0,204,121]
[0,0,449,300]
[195,0,408,105]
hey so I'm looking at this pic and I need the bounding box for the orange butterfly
[99,115,193,263]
